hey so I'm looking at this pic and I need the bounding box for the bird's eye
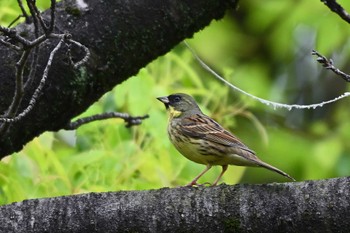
[174,96,181,102]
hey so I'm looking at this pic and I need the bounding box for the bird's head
[157,93,201,118]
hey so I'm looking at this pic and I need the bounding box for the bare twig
[26,0,40,38]
[0,26,61,50]
[48,0,56,33]
[68,39,91,68]
[185,42,350,110]
[24,0,57,89]
[27,34,51,48]
[0,38,21,51]
[28,0,56,35]
[0,0,99,141]
[0,37,65,123]
[312,49,350,82]
[7,15,23,28]
[0,0,92,133]
[0,0,59,131]
[0,49,32,133]
[24,48,40,89]
[0,26,30,46]
[8,50,31,116]
[17,0,31,24]
[64,113,150,130]
[321,0,350,24]
[31,1,49,33]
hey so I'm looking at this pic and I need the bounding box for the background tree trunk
[0,0,238,158]
[0,177,349,232]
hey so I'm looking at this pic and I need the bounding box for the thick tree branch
[0,178,349,232]
[0,0,238,158]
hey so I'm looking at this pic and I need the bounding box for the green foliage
[1,1,350,204]
[0,0,51,26]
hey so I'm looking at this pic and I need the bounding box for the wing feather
[180,114,256,155]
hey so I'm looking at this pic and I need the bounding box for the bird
[157,93,295,186]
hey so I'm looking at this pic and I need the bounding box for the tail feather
[257,161,295,181]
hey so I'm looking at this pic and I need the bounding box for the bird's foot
[184,181,212,187]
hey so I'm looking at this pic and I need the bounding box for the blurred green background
[1,1,350,205]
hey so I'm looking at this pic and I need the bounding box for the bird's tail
[257,161,296,181]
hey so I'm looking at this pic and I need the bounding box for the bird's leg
[185,164,212,186]
[212,165,228,186]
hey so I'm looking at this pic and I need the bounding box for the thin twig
[12,50,31,114]
[0,26,30,46]
[0,0,92,135]
[0,13,61,50]
[27,34,49,48]
[26,33,63,48]
[48,0,56,33]
[7,15,23,28]
[24,43,40,89]
[32,3,49,33]
[4,50,31,116]
[0,28,62,50]
[64,113,150,130]
[68,39,91,68]
[26,0,40,38]
[312,49,350,82]
[0,37,65,123]
[17,0,31,24]
[30,0,56,34]
[0,0,92,133]
[0,49,31,133]
[185,41,350,110]
[0,38,21,51]
[321,0,350,24]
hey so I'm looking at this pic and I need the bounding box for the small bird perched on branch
[157,93,295,186]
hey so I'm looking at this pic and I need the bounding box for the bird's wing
[179,113,295,181]
[180,114,256,155]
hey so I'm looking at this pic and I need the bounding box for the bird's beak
[157,96,170,109]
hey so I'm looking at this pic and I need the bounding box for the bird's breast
[167,122,225,165]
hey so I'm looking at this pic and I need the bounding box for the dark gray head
[157,93,201,113]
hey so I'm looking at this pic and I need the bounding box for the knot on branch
[124,114,150,128]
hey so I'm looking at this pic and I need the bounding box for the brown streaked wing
[180,114,256,155]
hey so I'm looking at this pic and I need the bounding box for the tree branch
[321,0,350,24]
[312,49,350,82]
[0,177,349,232]
[16,0,31,24]
[0,0,239,158]
[64,112,149,130]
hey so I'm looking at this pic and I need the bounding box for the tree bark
[1,177,349,232]
[0,0,238,158]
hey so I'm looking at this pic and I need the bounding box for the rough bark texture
[0,177,349,232]
[0,0,238,158]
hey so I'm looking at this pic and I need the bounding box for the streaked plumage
[157,93,295,186]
